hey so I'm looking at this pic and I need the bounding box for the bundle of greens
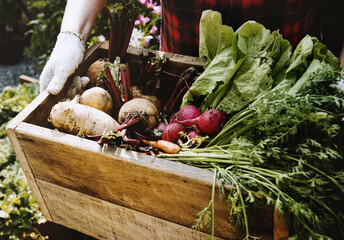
[181,10,292,115]
[159,10,344,240]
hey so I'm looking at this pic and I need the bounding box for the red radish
[172,105,201,122]
[157,122,167,131]
[162,122,186,143]
[188,130,201,139]
[179,109,227,137]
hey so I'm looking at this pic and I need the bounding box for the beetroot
[179,109,227,137]
[162,122,186,143]
[172,105,201,122]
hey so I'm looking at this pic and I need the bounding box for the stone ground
[0,54,41,92]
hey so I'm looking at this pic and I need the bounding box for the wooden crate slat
[37,179,224,240]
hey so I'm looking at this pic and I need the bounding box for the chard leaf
[205,21,286,114]
[284,35,314,83]
[198,10,235,63]
[182,10,239,107]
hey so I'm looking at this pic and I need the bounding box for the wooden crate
[7,42,289,240]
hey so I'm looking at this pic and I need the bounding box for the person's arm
[40,0,107,95]
[61,0,107,42]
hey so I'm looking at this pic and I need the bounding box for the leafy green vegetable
[181,11,292,116]
[181,10,238,107]
[161,11,344,240]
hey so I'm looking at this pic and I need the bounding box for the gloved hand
[39,31,85,95]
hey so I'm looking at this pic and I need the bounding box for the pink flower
[144,35,154,46]
[138,15,150,25]
[152,5,161,16]
[137,0,146,4]
[150,25,158,34]
[146,0,157,8]
[135,19,140,25]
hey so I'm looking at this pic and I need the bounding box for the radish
[179,109,227,137]
[187,130,201,139]
[171,105,201,122]
[156,122,168,131]
[162,122,186,143]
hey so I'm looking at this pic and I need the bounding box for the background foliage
[0,83,46,240]
[25,0,161,69]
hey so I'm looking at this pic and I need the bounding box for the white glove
[39,31,85,95]
[65,75,90,99]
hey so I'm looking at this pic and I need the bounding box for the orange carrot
[141,139,181,154]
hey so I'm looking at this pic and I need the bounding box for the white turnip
[49,101,119,135]
[79,87,114,115]
[87,59,106,88]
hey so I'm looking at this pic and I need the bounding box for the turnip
[87,59,106,88]
[179,109,227,137]
[79,87,114,115]
[49,101,119,135]
[162,122,186,143]
[171,105,201,122]
[117,98,159,132]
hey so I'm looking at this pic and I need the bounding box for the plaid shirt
[160,0,319,56]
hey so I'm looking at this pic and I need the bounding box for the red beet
[179,109,227,137]
[162,122,186,143]
[172,105,201,122]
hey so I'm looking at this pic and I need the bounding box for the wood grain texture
[6,125,52,221]
[38,179,224,240]
[273,210,290,240]
[15,122,274,240]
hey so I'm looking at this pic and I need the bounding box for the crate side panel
[14,123,274,239]
[6,125,52,221]
[38,179,225,240]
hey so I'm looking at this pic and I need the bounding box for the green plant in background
[25,0,161,69]
[25,0,66,69]
[0,83,46,240]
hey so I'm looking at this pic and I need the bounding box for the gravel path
[0,55,41,92]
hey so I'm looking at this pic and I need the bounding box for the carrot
[141,139,181,154]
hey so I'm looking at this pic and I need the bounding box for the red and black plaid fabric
[160,0,319,56]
